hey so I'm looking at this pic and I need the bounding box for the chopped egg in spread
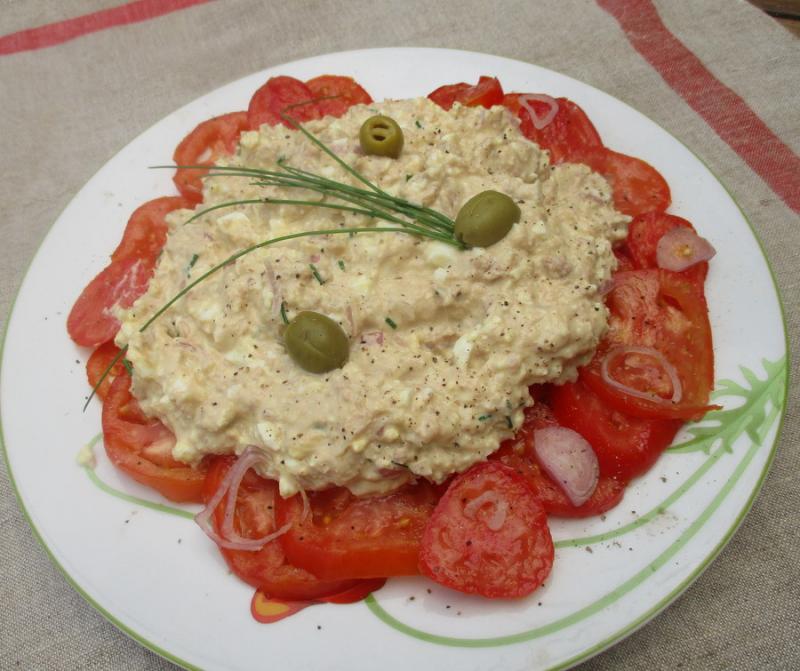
[116,98,628,496]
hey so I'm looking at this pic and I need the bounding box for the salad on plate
[67,72,718,619]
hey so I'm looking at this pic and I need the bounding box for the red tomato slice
[427,76,504,111]
[276,481,439,580]
[490,403,626,517]
[419,461,553,598]
[173,112,249,203]
[203,457,366,600]
[102,373,208,502]
[68,196,190,348]
[625,211,708,287]
[319,578,386,604]
[67,255,154,348]
[306,75,373,118]
[503,94,603,163]
[582,269,716,420]
[86,341,125,400]
[574,147,670,217]
[550,381,681,481]
[111,196,193,263]
[247,76,321,130]
[614,246,636,273]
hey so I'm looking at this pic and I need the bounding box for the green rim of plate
[0,48,791,671]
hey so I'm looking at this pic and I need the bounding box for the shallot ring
[600,345,683,405]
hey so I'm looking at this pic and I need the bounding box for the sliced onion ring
[656,227,716,272]
[600,345,683,405]
[533,426,599,507]
[519,94,560,130]
[463,490,508,531]
[194,446,292,551]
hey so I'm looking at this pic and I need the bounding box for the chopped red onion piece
[656,227,716,272]
[195,446,292,551]
[533,427,599,507]
[600,345,683,405]
[519,94,560,130]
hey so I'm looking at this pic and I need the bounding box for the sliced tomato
[306,75,373,118]
[550,381,681,481]
[614,246,636,273]
[173,112,249,203]
[427,76,504,111]
[86,341,125,400]
[625,211,708,287]
[490,403,626,517]
[67,255,155,347]
[111,196,192,263]
[203,456,365,600]
[319,578,386,604]
[102,373,207,502]
[582,269,716,420]
[503,94,603,163]
[574,146,670,217]
[418,461,553,598]
[276,481,439,580]
[247,76,321,130]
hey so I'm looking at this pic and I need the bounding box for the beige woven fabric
[1,1,797,669]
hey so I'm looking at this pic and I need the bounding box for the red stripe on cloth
[597,0,800,214]
[0,0,213,56]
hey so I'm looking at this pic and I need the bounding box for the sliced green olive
[454,190,520,248]
[284,311,349,374]
[359,115,404,158]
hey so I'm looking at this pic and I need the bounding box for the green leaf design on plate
[668,356,786,454]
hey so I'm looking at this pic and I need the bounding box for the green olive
[359,115,404,158]
[453,190,520,248]
[284,311,349,374]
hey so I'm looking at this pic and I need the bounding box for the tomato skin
[575,146,670,217]
[625,212,708,287]
[247,76,321,130]
[490,403,626,517]
[102,373,208,502]
[112,196,192,263]
[86,341,125,400]
[67,255,154,348]
[419,461,553,598]
[203,457,365,600]
[305,75,372,118]
[614,246,636,273]
[318,578,386,604]
[173,112,249,203]
[503,94,603,163]
[550,381,681,481]
[276,481,439,580]
[427,76,504,110]
[582,269,716,420]
[68,196,190,348]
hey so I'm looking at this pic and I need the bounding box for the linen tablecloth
[1,1,798,669]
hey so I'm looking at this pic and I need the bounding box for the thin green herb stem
[137,225,458,335]
[193,167,453,236]
[206,163,452,232]
[260,187,453,240]
[82,345,128,412]
[277,163,455,231]
[259,173,455,236]
[181,196,454,244]
[184,198,265,225]
[162,162,455,234]
[279,112,384,196]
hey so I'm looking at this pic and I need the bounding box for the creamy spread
[117,98,628,496]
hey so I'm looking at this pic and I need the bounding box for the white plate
[0,48,788,671]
